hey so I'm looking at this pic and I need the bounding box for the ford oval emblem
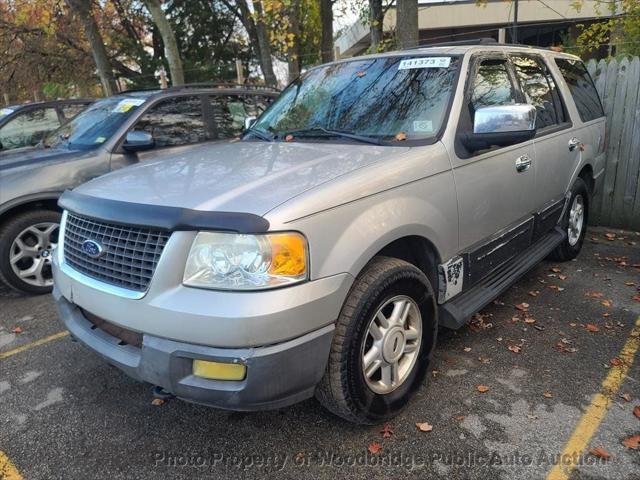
[81,239,105,259]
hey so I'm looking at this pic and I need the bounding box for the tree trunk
[251,1,278,87]
[320,0,334,63]
[396,0,418,49]
[369,0,383,51]
[66,0,117,96]
[143,0,185,86]
[287,0,302,82]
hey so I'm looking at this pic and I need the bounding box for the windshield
[43,96,147,150]
[250,55,460,143]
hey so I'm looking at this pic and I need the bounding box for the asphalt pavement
[1,226,639,480]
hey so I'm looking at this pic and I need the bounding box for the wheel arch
[577,163,594,196]
[0,193,62,226]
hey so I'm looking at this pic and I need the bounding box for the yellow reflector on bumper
[192,360,246,381]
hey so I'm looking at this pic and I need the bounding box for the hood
[75,140,411,216]
[0,146,90,173]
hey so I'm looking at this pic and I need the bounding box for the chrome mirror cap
[473,104,536,134]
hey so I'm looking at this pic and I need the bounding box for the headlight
[183,232,308,290]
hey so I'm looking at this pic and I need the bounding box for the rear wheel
[315,256,437,424]
[549,177,589,262]
[0,210,61,294]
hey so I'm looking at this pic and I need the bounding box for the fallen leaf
[508,345,522,353]
[550,267,562,273]
[528,291,540,297]
[415,422,433,432]
[610,358,623,366]
[588,447,611,460]
[543,391,553,398]
[477,385,490,393]
[463,347,472,352]
[620,393,631,402]
[284,134,294,142]
[586,292,604,299]
[621,435,640,450]
[601,300,612,307]
[368,442,383,454]
[633,405,640,419]
[624,281,636,286]
[394,132,407,141]
[11,326,23,334]
[586,324,600,332]
[151,398,165,406]
[356,70,366,77]
[515,303,530,311]
[295,452,305,462]
[605,233,616,240]
[633,295,640,303]
[453,415,465,422]
[602,313,611,318]
[478,356,491,364]
[381,423,393,438]
[524,317,536,324]
[559,275,568,281]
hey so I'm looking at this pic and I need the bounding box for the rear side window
[0,107,60,150]
[511,55,564,129]
[60,103,88,120]
[206,95,272,140]
[554,59,604,122]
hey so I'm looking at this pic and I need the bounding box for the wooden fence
[586,57,640,230]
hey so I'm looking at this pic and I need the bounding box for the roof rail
[121,82,279,94]
[404,37,498,50]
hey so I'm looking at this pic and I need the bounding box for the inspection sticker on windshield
[0,108,15,117]
[398,57,451,70]
[112,98,145,113]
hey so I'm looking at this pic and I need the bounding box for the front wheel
[0,209,61,294]
[315,256,437,424]
[549,177,589,262]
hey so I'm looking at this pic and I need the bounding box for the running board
[438,227,566,329]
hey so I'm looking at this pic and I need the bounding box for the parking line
[0,331,69,360]
[546,315,640,480]
[0,451,23,480]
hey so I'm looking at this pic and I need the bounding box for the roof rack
[404,37,498,50]
[121,82,279,94]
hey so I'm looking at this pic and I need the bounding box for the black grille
[63,213,170,292]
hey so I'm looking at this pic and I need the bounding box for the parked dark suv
[0,85,278,293]
[0,99,93,153]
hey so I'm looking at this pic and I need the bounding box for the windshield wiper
[245,126,274,142]
[282,127,383,146]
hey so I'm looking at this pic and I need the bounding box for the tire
[315,256,437,424]
[549,177,589,262]
[0,209,61,294]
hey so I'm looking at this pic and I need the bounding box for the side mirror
[244,116,257,130]
[460,104,536,151]
[122,130,154,152]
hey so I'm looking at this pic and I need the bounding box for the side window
[207,95,252,140]
[243,95,272,118]
[60,103,88,120]
[134,96,206,148]
[0,108,60,150]
[470,59,518,112]
[555,58,604,122]
[511,55,563,129]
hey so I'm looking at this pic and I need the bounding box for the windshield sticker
[413,120,433,133]
[95,136,107,144]
[398,57,451,70]
[0,108,15,117]
[112,98,146,113]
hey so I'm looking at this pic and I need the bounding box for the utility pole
[512,0,519,43]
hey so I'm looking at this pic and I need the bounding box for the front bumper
[54,288,334,410]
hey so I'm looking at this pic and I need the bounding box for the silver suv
[52,44,606,424]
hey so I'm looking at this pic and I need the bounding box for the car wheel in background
[315,256,437,424]
[0,209,61,294]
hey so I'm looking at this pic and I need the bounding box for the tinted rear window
[555,59,604,122]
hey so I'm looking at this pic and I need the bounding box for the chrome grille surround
[63,212,170,292]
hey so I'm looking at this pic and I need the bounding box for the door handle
[568,137,582,152]
[515,154,532,172]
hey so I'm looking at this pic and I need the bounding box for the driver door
[449,55,537,284]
